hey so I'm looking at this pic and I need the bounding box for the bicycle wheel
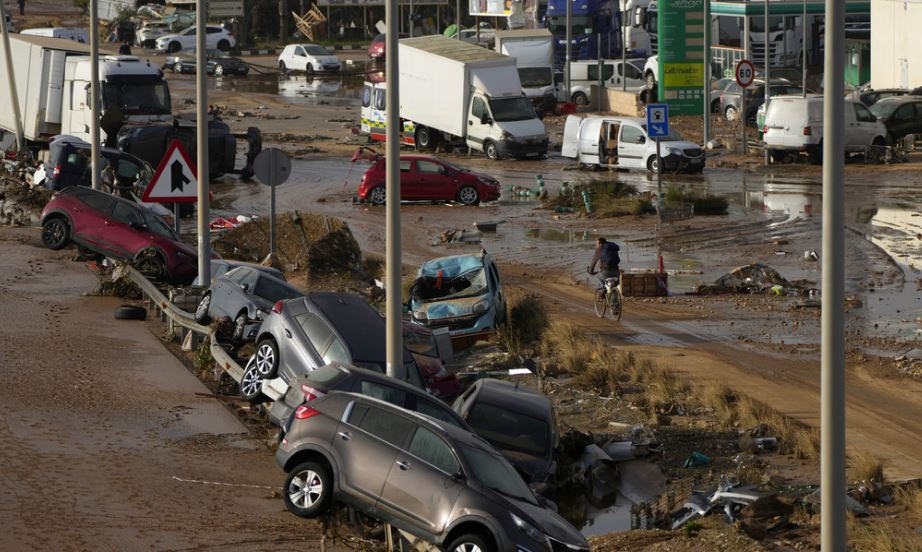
[608,289,623,321]
[594,288,608,318]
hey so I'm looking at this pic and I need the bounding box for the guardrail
[125,266,245,383]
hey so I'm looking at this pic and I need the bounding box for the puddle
[527,228,599,243]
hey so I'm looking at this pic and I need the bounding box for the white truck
[493,29,557,115]
[397,35,547,160]
[620,0,655,57]
[0,34,172,151]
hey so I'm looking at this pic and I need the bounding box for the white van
[20,28,89,43]
[763,96,887,163]
[562,115,705,172]
[568,59,647,105]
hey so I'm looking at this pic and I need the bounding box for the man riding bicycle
[588,237,621,280]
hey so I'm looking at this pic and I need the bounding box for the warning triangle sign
[141,139,199,203]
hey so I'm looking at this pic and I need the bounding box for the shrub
[497,291,549,355]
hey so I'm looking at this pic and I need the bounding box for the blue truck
[544,0,623,67]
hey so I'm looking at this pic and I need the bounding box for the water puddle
[526,228,599,243]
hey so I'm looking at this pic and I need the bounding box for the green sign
[657,0,705,115]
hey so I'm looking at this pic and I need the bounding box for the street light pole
[89,0,100,190]
[196,0,211,286]
[703,0,710,144]
[565,0,571,99]
[0,1,23,151]
[385,0,402,377]
[763,0,770,165]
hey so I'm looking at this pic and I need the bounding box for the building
[871,0,922,88]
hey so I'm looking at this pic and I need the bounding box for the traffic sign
[254,148,292,187]
[141,139,198,203]
[646,104,669,138]
[736,59,755,88]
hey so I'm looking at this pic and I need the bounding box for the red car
[40,187,203,284]
[367,32,408,61]
[358,154,501,205]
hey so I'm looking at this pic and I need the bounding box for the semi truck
[493,29,557,115]
[360,36,547,160]
[620,0,655,57]
[544,0,623,66]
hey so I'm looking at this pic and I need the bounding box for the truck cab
[466,93,548,159]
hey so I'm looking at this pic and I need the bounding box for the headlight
[511,513,545,543]
[502,131,517,142]
[477,175,498,187]
[256,309,268,320]
[667,147,683,155]
[413,309,428,321]
[472,299,490,315]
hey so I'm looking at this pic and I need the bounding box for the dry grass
[730,395,820,460]
[544,321,596,374]
[496,290,549,355]
[848,514,922,552]
[644,367,690,412]
[894,484,922,518]
[850,449,885,484]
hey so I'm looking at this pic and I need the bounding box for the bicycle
[591,272,623,321]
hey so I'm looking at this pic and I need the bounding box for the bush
[497,291,549,355]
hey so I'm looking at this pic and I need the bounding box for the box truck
[493,29,557,116]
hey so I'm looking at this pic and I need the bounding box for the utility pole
[801,0,807,95]
[385,0,402,377]
[703,0,710,145]
[409,0,414,37]
[621,10,626,91]
[196,0,211,286]
[0,1,23,151]
[565,0,571,99]
[279,0,287,42]
[821,0,846,547]
[90,0,100,190]
[763,0,770,165]
[456,0,461,38]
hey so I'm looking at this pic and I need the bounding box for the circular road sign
[254,147,292,187]
[735,59,755,88]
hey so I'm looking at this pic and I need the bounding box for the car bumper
[496,138,548,158]
[663,153,705,172]
[316,64,341,72]
[414,309,497,337]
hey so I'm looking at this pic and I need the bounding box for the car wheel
[278,60,287,73]
[239,357,266,402]
[232,311,248,342]
[136,251,167,282]
[254,338,279,377]
[114,304,147,320]
[446,532,494,552]
[646,72,656,89]
[647,155,659,172]
[284,462,333,518]
[711,99,721,113]
[217,39,230,52]
[168,41,181,53]
[768,149,786,164]
[214,64,224,77]
[572,92,589,106]
[639,104,647,117]
[41,217,70,250]
[725,105,738,121]
[416,126,436,150]
[457,186,480,206]
[484,141,500,160]
[173,62,183,73]
[305,62,314,74]
[195,293,212,324]
[369,186,386,206]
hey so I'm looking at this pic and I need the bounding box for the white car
[568,58,647,105]
[277,44,341,74]
[155,25,236,53]
[136,22,172,47]
[643,54,658,88]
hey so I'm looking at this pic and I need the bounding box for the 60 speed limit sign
[735,59,755,88]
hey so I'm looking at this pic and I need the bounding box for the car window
[362,85,372,107]
[116,159,141,179]
[353,404,414,446]
[184,28,195,35]
[416,397,464,427]
[360,380,407,407]
[111,201,141,226]
[623,63,642,80]
[141,211,176,240]
[621,125,645,144]
[322,337,351,365]
[305,45,331,56]
[416,160,446,175]
[206,27,221,34]
[254,277,301,302]
[225,267,249,284]
[400,160,411,172]
[404,361,424,388]
[471,96,487,118]
[374,88,386,110]
[457,443,536,505]
[238,269,259,290]
[465,401,549,456]
[296,313,334,353]
[854,103,875,123]
[78,191,115,214]
[893,104,916,121]
[588,63,615,81]
[295,46,306,56]
[408,427,460,474]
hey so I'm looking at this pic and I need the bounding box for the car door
[102,200,150,259]
[180,27,195,49]
[849,102,877,149]
[889,103,916,139]
[378,425,464,537]
[294,46,308,71]
[414,159,454,201]
[576,117,603,165]
[466,95,493,151]
[334,402,414,507]
[487,260,505,321]
[396,159,415,200]
[72,191,116,248]
[617,124,647,169]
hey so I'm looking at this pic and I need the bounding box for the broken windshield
[414,267,487,302]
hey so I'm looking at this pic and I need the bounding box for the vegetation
[496,290,549,355]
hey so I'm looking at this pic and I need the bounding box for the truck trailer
[493,29,557,116]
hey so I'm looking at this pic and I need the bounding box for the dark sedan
[870,96,922,143]
[166,49,249,76]
[858,88,911,107]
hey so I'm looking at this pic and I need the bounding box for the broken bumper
[496,138,548,158]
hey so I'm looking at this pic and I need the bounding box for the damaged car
[408,252,507,341]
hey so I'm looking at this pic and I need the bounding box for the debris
[738,425,779,453]
[683,451,711,468]
[696,263,794,294]
[804,250,819,261]
[437,228,482,244]
[741,495,794,519]
[804,489,869,517]
[473,220,504,232]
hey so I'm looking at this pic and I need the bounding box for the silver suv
[277,392,590,552]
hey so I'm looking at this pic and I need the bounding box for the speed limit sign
[736,59,755,88]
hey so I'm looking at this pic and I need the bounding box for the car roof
[305,292,386,361]
[419,254,486,278]
[68,186,156,215]
[876,95,922,105]
[466,378,553,421]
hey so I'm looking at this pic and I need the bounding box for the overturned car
[408,252,507,343]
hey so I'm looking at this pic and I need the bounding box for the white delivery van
[568,58,647,105]
[494,29,556,113]
[562,115,705,172]
[763,96,887,163]
[21,28,89,43]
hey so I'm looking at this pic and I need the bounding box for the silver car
[195,266,303,341]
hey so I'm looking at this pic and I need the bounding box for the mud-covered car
[166,49,250,76]
[408,252,507,339]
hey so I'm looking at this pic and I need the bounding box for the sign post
[253,148,292,257]
[646,103,669,223]
[735,59,755,154]
[141,139,199,234]
[656,0,705,115]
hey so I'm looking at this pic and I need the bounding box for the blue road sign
[647,104,669,138]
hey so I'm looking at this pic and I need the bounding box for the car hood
[314,55,341,64]
[500,449,554,483]
[511,496,589,549]
[659,140,702,152]
[157,34,179,42]
[413,294,489,320]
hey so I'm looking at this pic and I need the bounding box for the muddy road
[0,228,336,550]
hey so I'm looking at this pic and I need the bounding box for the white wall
[871,0,922,88]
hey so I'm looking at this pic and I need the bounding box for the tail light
[272,300,284,313]
[762,125,768,134]
[803,126,812,136]
[300,384,325,403]
[295,405,321,420]
[53,164,61,177]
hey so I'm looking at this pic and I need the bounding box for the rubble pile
[0,161,50,226]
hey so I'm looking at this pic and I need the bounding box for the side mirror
[241,283,250,292]
[452,471,467,482]
[129,221,145,231]
[637,136,646,144]
[480,114,492,125]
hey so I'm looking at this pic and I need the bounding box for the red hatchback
[40,187,203,284]
[367,33,408,61]
[358,154,501,205]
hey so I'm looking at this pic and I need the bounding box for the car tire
[232,311,248,342]
[711,99,721,113]
[135,250,167,282]
[254,338,280,377]
[369,186,386,206]
[725,105,738,121]
[768,149,786,164]
[217,39,230,52]
[168,41,181,53]
[446,532,494,552]
[647,155,659,172]
[646,72,656,89]
[572,92,589,106]
[416,126,437,150]
[214,64,224,77]
[239,357,267,402]
[114,304,147,320]
[173,62,183,73]
[484,141,500,160]
[278,60,287,73]
[195,293,212,324]
[284,462,333,518]
[41,217,70,250]
[457,186,480,206]
[305,62,314,74]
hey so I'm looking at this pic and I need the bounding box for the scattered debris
[696,263,796,295]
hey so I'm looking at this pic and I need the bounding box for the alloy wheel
[288,470,324,509]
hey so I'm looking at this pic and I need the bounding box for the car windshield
[254,278,302,302]
[414,267,488,302]
[466,402,549,456]
[870,101,900,119]
[517,67,553,87]
[141,210,177,240]
[102,80,171,115]
[640,124,684,142]
[488,97,537,122]
[305,45,331,56]
[458,443,537,505]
